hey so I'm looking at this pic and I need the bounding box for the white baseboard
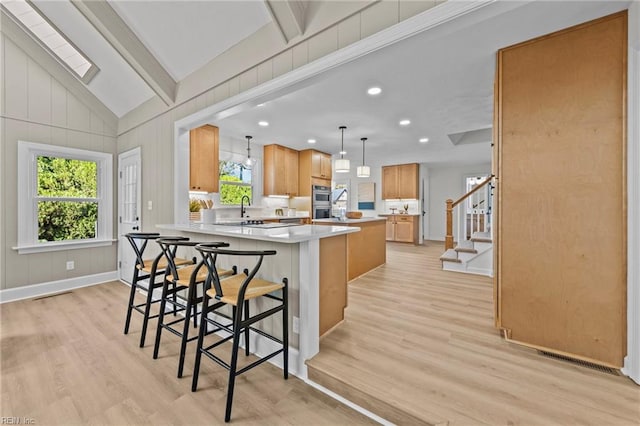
[0,271,118,303]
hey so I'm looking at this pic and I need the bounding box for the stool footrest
[236,348,284,376]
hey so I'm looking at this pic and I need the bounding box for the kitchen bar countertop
[157,223,359,244]
[378,213,421,217]
[312,217,387,224]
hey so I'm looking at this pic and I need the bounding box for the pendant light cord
[339,126,347,159]
[361,137,367,165]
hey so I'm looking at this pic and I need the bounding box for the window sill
[12,239,116,254]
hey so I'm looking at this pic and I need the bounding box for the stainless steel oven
[312,185,331,219]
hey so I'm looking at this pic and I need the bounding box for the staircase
[441,175,494,277]
[440,231,493,276]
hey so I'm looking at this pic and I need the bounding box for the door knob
[132,226,139,230]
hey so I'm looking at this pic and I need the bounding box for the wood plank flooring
[307,242,640,425]
[0,281,375,425]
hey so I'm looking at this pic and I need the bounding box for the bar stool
[191,244,289,423]
[123,232,193,347]
[153,239,235,378]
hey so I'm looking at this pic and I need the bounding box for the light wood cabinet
[263,144,299,196]
[299,149,332,196]
[382,163,418,199]
[385,215,418,243]
[189,125,219,193]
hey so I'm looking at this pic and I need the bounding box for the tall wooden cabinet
[382,163,418,199]
[189,125,219,193]
[263,144,299,196]
[299,149,332,196]
[494,12,627,368]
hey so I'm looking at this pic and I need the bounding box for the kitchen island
[156,222,360,378]
[313,217,387,281]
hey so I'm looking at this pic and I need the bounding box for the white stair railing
[445,176,493,250]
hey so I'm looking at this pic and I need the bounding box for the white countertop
[157,223,359,244]
[312,217,387,224]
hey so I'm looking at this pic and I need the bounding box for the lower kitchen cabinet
[385,215,419,244]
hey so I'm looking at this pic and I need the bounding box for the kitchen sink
[214,220,301,229]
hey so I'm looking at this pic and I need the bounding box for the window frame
[218,158,253,206]
[15,141,114,254]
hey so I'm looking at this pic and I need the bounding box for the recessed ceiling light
[419,138,429,143]
[399,119,411,126]
[258,121,269,127]
[307,139,316,144]
[367,87,382,95]
[257,103,265,107]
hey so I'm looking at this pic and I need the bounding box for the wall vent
[538,351,620,376]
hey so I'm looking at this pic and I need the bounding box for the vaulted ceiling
[2,0,632,166]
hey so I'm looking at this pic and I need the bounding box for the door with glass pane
[118,147,141,283]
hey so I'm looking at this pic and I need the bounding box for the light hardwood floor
[0,281,375,425]
[307,242,640,425]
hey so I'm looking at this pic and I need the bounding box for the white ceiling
[213,0,631,168]
[109,1,272,81]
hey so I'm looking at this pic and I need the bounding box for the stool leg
[123,268,139,334]
[178,283,196,378]
[191,294,209,392]
[225,305,243,423]
[139,274,158,348]
[244,300,250,356]
[282,278,289,379]
[153,278,170,359]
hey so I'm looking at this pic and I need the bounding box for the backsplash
[382,199,420,215]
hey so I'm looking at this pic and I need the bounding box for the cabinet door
[189,125,219,193]
[398,163,419,199]
[320,153,332,180]
[264,145,286,196]
[395,219,414,242]
[382,166,398,199]
[310,151,322,178]
[285,148,299,196]
[385,218,395,241]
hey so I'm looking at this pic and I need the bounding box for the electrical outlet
[66,261,75,270]
[293,316,299,334]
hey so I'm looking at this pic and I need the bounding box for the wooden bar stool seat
[191,244,289,423]
[123,232,192,348]
[153,239,235,378]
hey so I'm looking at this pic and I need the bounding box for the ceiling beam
[70,0,176,106]
[264,0,307,43]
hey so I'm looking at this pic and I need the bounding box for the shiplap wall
[117,0,445,236]
[0,34,118,290]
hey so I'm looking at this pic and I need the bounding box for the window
[1,0,99,83]
[15,141,113,254]
[219,160,252,205]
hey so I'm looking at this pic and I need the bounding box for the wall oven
[312,185,331,219]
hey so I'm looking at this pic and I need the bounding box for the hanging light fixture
[357,137,370,178]
[335,126,350,173]
[244,135,256,169]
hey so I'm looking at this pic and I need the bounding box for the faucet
[240,195,251,218]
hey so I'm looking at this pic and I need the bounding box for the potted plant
[189,198,202,221]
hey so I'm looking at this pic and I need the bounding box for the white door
[118,147,142,283]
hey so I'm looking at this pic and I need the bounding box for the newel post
[445,199,454,250]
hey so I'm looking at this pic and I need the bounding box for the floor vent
[33,291,72,301]
[538,351,620,376]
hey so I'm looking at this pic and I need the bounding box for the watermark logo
[0,417,35,425]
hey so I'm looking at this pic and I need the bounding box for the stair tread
[471,231,492,242]
[440,249,462,263]
[455,240,477,253]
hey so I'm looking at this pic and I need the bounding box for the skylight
[2,0,98,82]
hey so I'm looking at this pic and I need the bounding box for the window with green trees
[17,141,113,254]
[37,156,98,241]
[219,160,252,205]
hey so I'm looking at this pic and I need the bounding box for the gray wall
[0,34,118,290]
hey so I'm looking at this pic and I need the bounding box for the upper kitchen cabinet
[190,124,219,193]
[264,144,299,196]
[382,163,419,199]
[299,149,332,196]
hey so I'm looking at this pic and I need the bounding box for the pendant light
[244,135,256,169]
[357,137,370,178]
[335,125,350,173]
